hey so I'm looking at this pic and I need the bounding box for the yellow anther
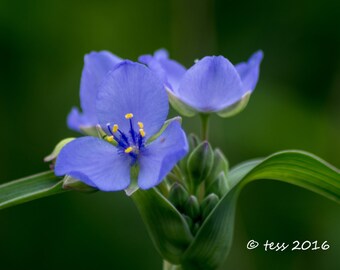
[112,124,119,133]
[125,113,134,119]
[125,146,133,153]
[137,122,144,129]
[106,136,115,142]
[139,129,146,138]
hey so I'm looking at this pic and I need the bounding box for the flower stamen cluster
[106,113,147,164]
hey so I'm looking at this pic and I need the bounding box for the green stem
[163,261,182,270]
[199,114,210,141]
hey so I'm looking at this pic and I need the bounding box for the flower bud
[62,176,97,192]
[187,141,214,192]
[201,193,219,220]
[182,214,193,230]
[188,134,201,151]
[206,172,230,198]
[205,149,229,188]
[168,182,189,211]
[184,195,200,221]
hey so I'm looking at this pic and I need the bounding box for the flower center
[105,113,146,164]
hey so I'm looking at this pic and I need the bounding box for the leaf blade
[181,150,340,269]
[0,171,66,210]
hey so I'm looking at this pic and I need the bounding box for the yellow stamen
[137,122,144,129]
[106,136,115,142]
[139,129,146,137]
[125,146,133,153]
[125,113,134,119]
[112,124,119,133]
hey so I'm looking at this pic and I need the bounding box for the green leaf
[229,150,340,202]
[0,171,67,210]
[181,150,340,270]
[132,188,193,264]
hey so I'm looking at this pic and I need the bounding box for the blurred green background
[0,0,339,269]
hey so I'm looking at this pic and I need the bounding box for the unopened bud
[184,195,200,221]
[187,141,214,191]
[168,182,189,211]
[206,149,229,187]
[201,193,219,220]
[206,172,230,198]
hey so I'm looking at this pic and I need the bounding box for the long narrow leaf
[0,171,66,210]
[181,150,340,270]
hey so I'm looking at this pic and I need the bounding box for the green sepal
[167,88,197,117]
[148,116,182,143]
[44,138,75,162]
[62,175,97,193]
[80,126,99,137]
[216,91,251,118]
[187,141,214,192]
[131,188,193,264]
[180,150,340,270]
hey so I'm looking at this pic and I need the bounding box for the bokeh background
[0,0,339,269]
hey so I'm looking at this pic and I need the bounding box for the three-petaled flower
[139,49,263,117]
[56,61,188,192]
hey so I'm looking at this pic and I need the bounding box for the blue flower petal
[68,51,122,131]
[55,136,131,191]
[96,61,169,139]
[137,121,188,189]
[235,50,263,93]
[67,107,97,132]
[139,49,186,92]
[176,56,244,112]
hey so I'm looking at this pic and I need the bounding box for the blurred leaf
[132,188,193,264]
[0,171,66,210]
[181,150,340,270]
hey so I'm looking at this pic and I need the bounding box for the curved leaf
[181,150,340,269]
[132,188,193,264]
[0,171,66,210]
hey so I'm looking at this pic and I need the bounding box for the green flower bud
[168,182,189,211]
[62,176,97,192]
[206,148,229,187]
[188,134,201,151]
[201,193,219,220]
[179,134,201,175]
[182,214,193,230]
[187,141,214,192]
[184,195,200,221]
[206,172,230,198]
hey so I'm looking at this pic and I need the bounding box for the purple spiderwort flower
[139,49,263,117]
[55,61,188,192]
[67,51,122,132]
